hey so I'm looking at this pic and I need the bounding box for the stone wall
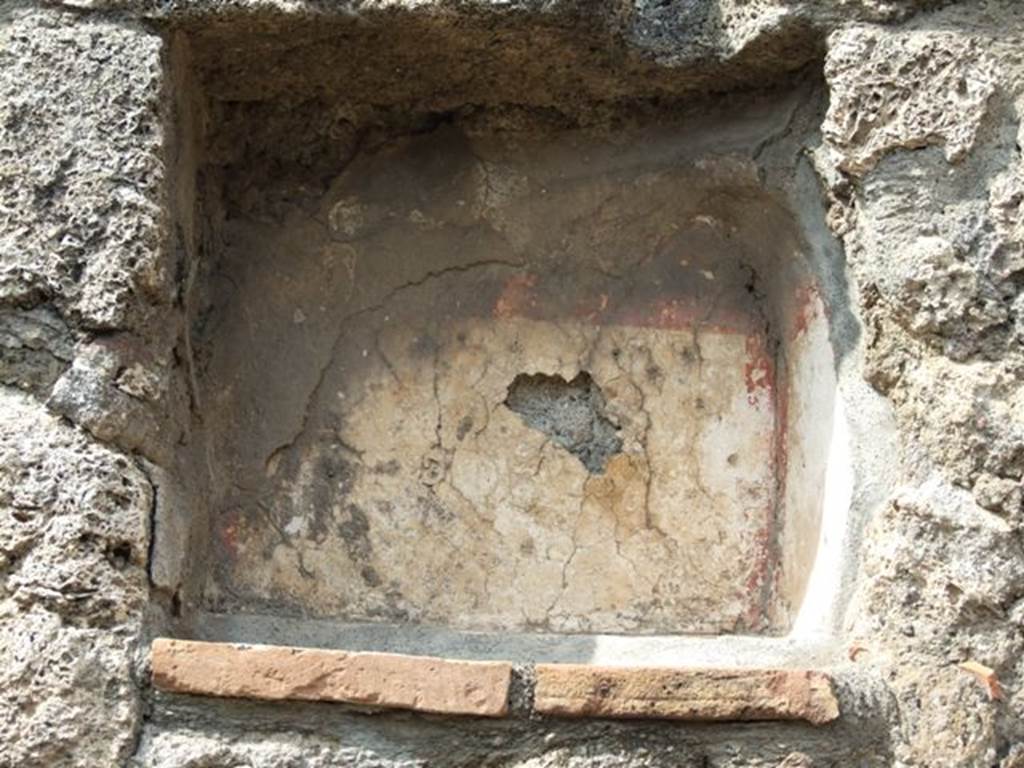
[1,1,1022,766]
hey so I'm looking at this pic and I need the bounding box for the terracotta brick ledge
[151,639,840,724]
[150,638,512,717]
[534,664,840,725]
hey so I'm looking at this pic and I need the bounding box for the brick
[150,638,511,717]
[533,665,839,725]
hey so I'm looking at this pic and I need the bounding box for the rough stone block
[151,638,512,717]
[533,664,840,725]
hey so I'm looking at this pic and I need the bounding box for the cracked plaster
[196,120,817,635]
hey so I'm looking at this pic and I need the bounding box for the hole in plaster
[504,372,623,474]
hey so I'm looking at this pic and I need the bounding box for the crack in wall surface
[262,258,525,470]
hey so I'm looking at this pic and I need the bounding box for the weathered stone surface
[4,0,1024,766]
[133,697,893,768]
[534,665,839,725]
[822,28,999,176]
[0,6,168,332]
[151,638,512,716]
[0,8,169,767]
[0,389,151,767]
[815,5,1024,765]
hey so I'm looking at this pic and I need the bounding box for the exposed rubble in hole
[504,372,624,474]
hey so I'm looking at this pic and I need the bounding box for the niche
[167,19,853,646]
